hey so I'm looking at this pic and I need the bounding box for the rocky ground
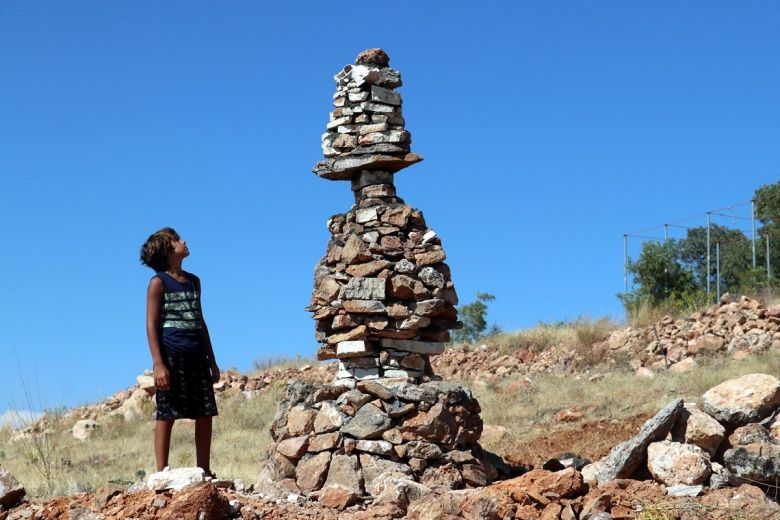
[3,296,780,519]
[2,470,778,519]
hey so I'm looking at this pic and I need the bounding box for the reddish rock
[415,249,446,266]
[401,402,457,444]
[356,48,390,66]
[327,325,368,345]
[158,483,229,520]
[346,260,392,277]
[296,451,332,492]
[319,485,359,509]
[276,435,309,459]
[286,405,317,437]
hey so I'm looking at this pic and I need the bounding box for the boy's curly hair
[140,227,180,272]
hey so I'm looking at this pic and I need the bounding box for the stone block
[370,85,401,106]
[380,338,445,355]
[339,277,386,300]
[336,340,372,358]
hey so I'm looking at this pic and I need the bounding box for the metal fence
[623,200,773,302]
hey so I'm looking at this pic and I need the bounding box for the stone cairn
[256,49,514,509]
[308,47,460,385]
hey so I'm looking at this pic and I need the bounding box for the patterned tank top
[156,271,204,353]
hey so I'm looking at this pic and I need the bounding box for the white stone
[352,368,380,380]
[666,484,702,497]
[383,369,422,379]
[72,419,100,441]
[359,102,396,114]
[146,467,205,491]
[355,440,394,456]
[421,230,437,244]
[348,92,369,102]
[356,207,378,224]
[326,117,351,130]
[635,367,654,378]
[647,441,710,486]
[337,341,371,356]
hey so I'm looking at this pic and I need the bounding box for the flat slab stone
[380,338,445,355]
[593,398,684,483]
[337,341,374,358]
[313,153,423,180]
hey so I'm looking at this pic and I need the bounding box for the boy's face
[169,235,189,259]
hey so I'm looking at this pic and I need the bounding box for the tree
[677,224,750,293]
[755,180,780,279]
[452,292,496,343]
[624,241,697,305]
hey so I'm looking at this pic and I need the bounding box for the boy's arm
[195,276,220,383]
[146,277,170,390]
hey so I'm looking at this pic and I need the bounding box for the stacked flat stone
[307,49,461,386]
[314,48,422,182]
[256,380,510,508]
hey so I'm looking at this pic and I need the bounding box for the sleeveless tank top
[156,271,204,353]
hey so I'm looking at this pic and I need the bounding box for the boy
[140,227,219,477]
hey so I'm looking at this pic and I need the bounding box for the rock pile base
[584,372,780,496]
[256,380,515,508]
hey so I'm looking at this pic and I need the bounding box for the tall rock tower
[307,48,462,386]
[255,51,510,509]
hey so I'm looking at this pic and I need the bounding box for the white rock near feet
[146,466,205,491]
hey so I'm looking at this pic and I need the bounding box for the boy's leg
[195,416,213,474]
[155,419,175,471]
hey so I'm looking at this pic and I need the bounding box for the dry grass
[487,316,619,356]
[253,354,317,372]
[0,383,284,499]
[475,350,780,463]
[3,344,780,502]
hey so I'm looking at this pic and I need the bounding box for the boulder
[671,404,725,456]
[401,401,458,444]
[723,442,780,487]
[296,452,331,492]
[702,373,780,426]
[286,405,317,437]
[72,419,101,441]
[323,454,363,498]
[646,441,711,486]
[0,466,25,509]
[729,423,773,446]
[592,398,684,483]
[340,402,391,439]
[277,435,310,459]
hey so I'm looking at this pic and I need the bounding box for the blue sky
[1,2,779,414]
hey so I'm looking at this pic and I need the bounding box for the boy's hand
[210,362,220,384]
[153,363,170,391]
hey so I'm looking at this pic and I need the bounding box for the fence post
[623,234,628,294]
[707,212,712,302]
[752,200,757,269]
[716,242,721,302]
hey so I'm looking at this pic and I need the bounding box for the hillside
[1,295,779,519]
